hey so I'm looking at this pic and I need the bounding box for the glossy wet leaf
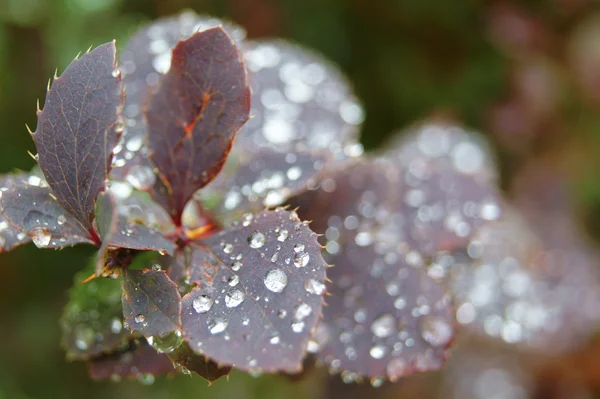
[61,260,129,360]
[122,269,181,337]
[146,27,250,221]
[87,339,175,381]
[179,208,327,373]
[199,148,329,225]
[236,39,364,157]
[33,41,123,232]
[169,343,232,383]
[95,192,175,273]
[0,175,94,248]
[290,160,454,381]
[384,123,501,254]
[0,173,32,251]
[112,11,245,182]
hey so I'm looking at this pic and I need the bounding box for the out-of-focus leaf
[87,339,175,381]
[199,148,328,225]
[33,41,123,233]
[122,268,181,338]
[146,27,250,222]
[0,175,95,248]
[179,208,327,373]
[95,192,175,274]
[169,343,232,383]
[0,172,32,251]
[385,123,501,254]
[60,260,129,360]
[112,12,245,183]
[290,160,454,381]
[236,39,364,157]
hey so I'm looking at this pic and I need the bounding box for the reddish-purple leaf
[33,41,123,233]
[169,343,232,383]
[87,339,175,381]
[236,40,364,157]
[112,12,245,182]
[122,268,182,337]
[146,27,250,222]
[95,192,175,274]
[384,123,501,254]
[0,173,33,251]
[450,206,600,353]
[290,160,454,381]
[179,208,327,373]
[198,148,329,225]
[0,175,95,248]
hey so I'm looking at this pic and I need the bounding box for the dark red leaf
[146,27,250,222]
[385,123,502,254]
[198,148,329,225]
[112,12,245,182]
[87,339,175,381]
[0,175,94,248]
[95,192,175,274]
[169,343,232,383]
[179,208,327,373]
[236,40,363,157]
[122,268,182,338]
[290,160,454,381]
[33,41,123,233]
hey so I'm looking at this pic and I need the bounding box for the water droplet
[223,243,233,254]
[110,318,122,334]
[125,165,156,191]
[74,325,94,350]
[29,226,51,248]
[294,252,310,268]
[277,229,289,242]
[192,295,214,314]
[269,335,280,344]
[369,344,387,359]
[419,315,453,347]
[137,373,155,385]
[225,289,245,308]
[134,314,146,324]
[227,275,240,287]
[248,231,266,248]
[264,269,287,293]
[292,321,305,333]
[147,330,182,353]
[294,243,305,253]
[209,318,228,334]
[294,303,312,321]
[152,264,162,271]
[304,279,326,295]
[232,261,242,271]
[57,215,66,225]
[371,314,395,338]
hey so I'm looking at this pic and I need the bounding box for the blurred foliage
[2,0,600,398]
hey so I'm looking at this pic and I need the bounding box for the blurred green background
[2,0,600,398]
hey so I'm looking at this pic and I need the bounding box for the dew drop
[209,318,228,334]
[125,165,156,191]
[110,318,122,334]
[29,226,52,248]
[277,229,289,242]
[270,335,280,344]
[57,214,66,225]
[192,295,214,314]
[305,279,326,295]
[264,269,287,293]
[294,303,312,321]
[419,315,453,347]
[248,231,266,249]
[371,314,395,338]
[225,289,245,308]
[294,252,310,268]
[223,243,233,254]
[232,261,242,271]
[294,243,305,253]
[134,314,146,324]
[369,344,387,359]
[227,275,240,287]
[292,321,305,333]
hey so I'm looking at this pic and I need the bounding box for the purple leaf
[236,40,364,157]
[198,148,329,225]
[122,269,181,337]
[169,343,232,383]
[385,123,502,254]
[0,173,33,251]
[112,12,245,182]
[0,175,95,248]
[146,27,250,222]
[290,160,454,381]
[95,192,175,274]
[87,339,175,381]
[179,208,327,373]
[33,41,123,233]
